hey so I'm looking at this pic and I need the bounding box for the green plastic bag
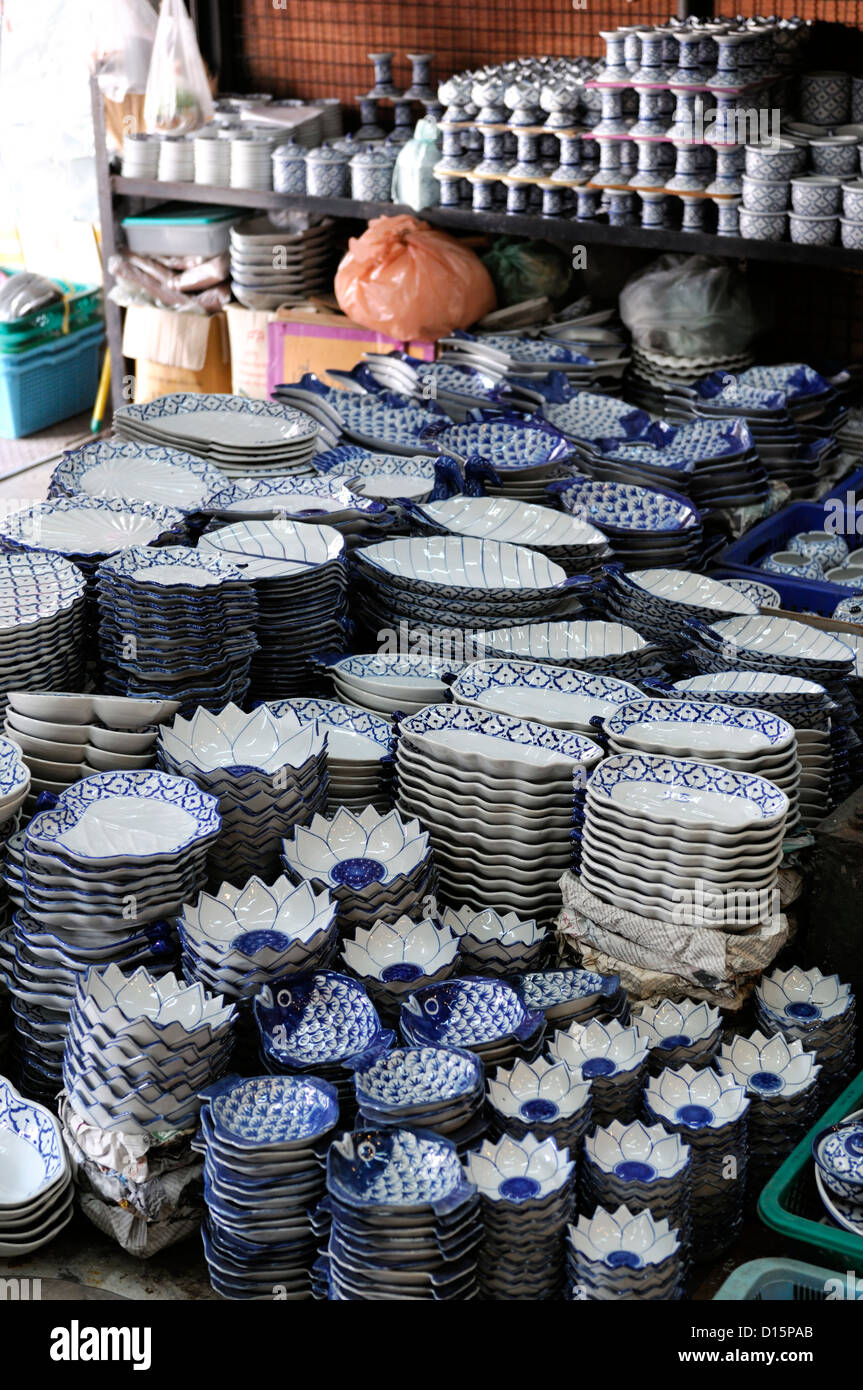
[481,237,574,307]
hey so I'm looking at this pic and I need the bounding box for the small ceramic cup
[799,71,851,128]
[790,175,842,215]
[741,175,789,212]
[842,179,863,220]
[789,532,850,570]
[744,139,798,180]
[840,217,863,248]
[810,135,859,177]
[762,551,824,581]
[738,209,786,241]
[789,212,838,245]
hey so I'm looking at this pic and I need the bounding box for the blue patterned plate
[50,440,226,511]
[254,970,392,1069]
[452,659,644,729]
[354,1046,484,1114]
[201,1073,339,1148]
[115,392,320,445]
[553,478,700,534]
[0,1074,67,1203]
[587,751,789,829]
[327,1127,472,1211]
[401,977,544,1049]
[421,416,573,473]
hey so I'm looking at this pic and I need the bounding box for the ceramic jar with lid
[272,140,308,194]
[350,143,397,202]
[305,144,351,197]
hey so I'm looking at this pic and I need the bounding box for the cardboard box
[266,306,435,397]
[122,306,231,403]
[225,304,273,400]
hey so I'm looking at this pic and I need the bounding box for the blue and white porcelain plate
[401,978,544,1048]
[735,363,831,403]
[204,476,385,518]
[0,496,186,557]
[354,535,568,595]
[326,393,446,448]
[587,751,789,827]
[397,702,604,769]
[421,417,573,472]
[203,1073,339,1146]
[311,444,439,482]
[610,568,757,616]
[199,519,346,573]
[114,393,320,445]
[410,495,606,550]
[354,1046,484,1111]
[452,660,644,727]
[254,970,390,1067]
[554,478,700,534]
[517,969,616,1011]
[720,577,782,609]
[473,334,591,365]
[98,544,250,589]
[50,440,227,511]
[542,393,650,444]
[0,1075,67,1202]
[328,653,467,684]
[703,615,854,668]
[604,699,795,754]
[266,699,392,757]
[327,1128,469,1209]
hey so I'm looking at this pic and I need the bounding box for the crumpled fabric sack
[335,215,496,342]
[619,253,758,358]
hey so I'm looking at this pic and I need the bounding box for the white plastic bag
[89,0,158,101]
[618,253,759,358]
[144,0,213,134]
[391,118,441,212]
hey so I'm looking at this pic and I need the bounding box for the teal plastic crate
[714,1257,855,1300]
[0,320,104,438]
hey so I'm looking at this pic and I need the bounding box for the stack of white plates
[201,476,390,548]
[229,216,334,311]
[230,132,277,190]
[601,699,801,826]
[121,132,159,179]
[395,703,603,919]
[4,691,178,802]
[600,568,759,653]
[194,130,232,185]
[267,698,394,814]
[0,554,87,718]
[158,703,328,884]
[322,653,467,719]
[402,495,612,576]
[158,136,194,181]
[198,520,349,700]
[451,659,644,734]
[475,620,668,683]
[578,751,789,925]
[0,1075,73,1256]
[312,444,445,504]
[114,392,320,480]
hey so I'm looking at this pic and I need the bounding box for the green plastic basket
[758,1067,863,1275]
[713,1257,854,1300]
[0,269,102,352]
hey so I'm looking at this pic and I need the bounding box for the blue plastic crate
[713,1257,855,1301]
[713,500,863,615]
[0,320,104,439]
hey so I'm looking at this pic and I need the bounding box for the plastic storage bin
[713,1257,849,1300]
[0,320,104,439]
[0,271,102,354]
[758,1068,863,1275]
[713,500,863,614]
[121,205,239,257]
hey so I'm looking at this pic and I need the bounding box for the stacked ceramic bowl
[600,699,801,829]
[567,1205,684,1301]
[422,416,577,506]
[599,567,759,654]
[267,699,394,815]
[253,970,393,1118]
[576,752,789,926]
[321,1128,481,1301]
[634,999,722,1076]
[716,1030,822,1198]
[475,620,667,683]
[96,547,259,708]
[402,494,612,577]
[198,521,349,700]
[0,1074,73,1255]
[644,1065,749,1260]
[517,968,630,1032]
[158,703,328,883]
[683,614,856,700]
[114,392,319,481]
[342,913,460,1018]
[323,653,466,721]
[486,1057,593,1150]
[178,877,340,1003]
[63,963,236,1134]
[198,1073,339,1301]
[312,444,447,505]
[400,978,546,1074]
[4,692,177,805]
[440,905,548,976]
[466,1134,575,1300]
[581,1120,691,1242]
[394,704,603,920]
[548,1019,650,1127]
[755,965,857,1101]
[0,554,88,716]
[2,769,220,1102]
[121,131,159,177]
[281,806,435,935]
[553,477,705,570]
[812,1112,863,1239]
[451,659,644,735]
[353,1046,486,1149]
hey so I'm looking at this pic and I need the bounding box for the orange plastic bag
[335,215,496,343]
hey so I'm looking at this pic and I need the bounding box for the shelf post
[90,74,127,415]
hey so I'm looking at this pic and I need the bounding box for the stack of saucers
[401,494,612,576]
[598,567,759,654]
[577,752,789,926]
[634,999,722,1076]
[394,704,602,920]
[63,963,236,1134]
[440,905,548,976]
[552,477,705,570]
[475,620,667,683]
[0,1074,73,1256]
[114,392,320,481]
[267,699,394,815]
[275,375,444,455]
[567,1205,684,1301]
[401,978,546,1074]
[754,965,857,1102]
[515,969,630,1031]
[581,1120,691,1241]
[0,554,88,717]
[548,1019,650,1127]
[202,476,389,549]
[49,438,227,516]
[198,1072,339,1301]
[96,546,259,708]
[466,1134,575,1300]
[342,914,460,1018]
[158,704,328,883]
[229,217,334,311]
[683,613,855,698]
[253,970,394,1119]
[353,1046,486,1149]
[716,1029,822,1199]
[321,1128,481,1301]
[198,520,349,700]
[281,807,435,935]
[451,659,644,735]
[321,653,466,721]
[486,1057,593,1149]
[644,1065,749,1260]
[311,444,451,505]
